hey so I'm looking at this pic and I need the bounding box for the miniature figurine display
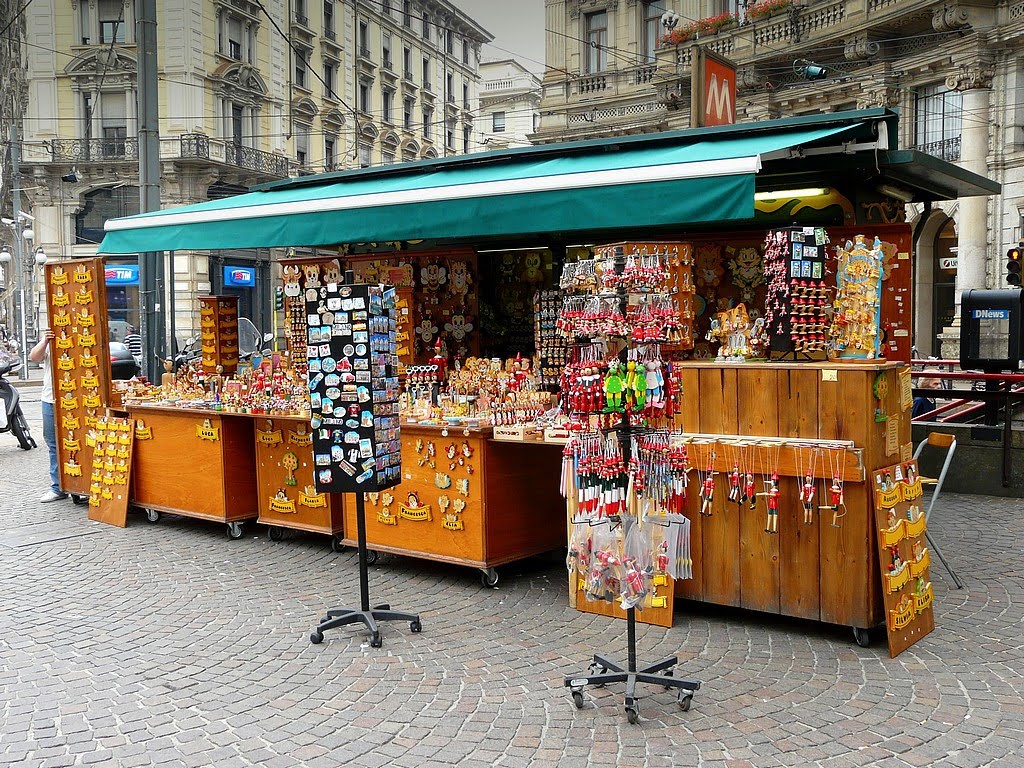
[830,235,885,359]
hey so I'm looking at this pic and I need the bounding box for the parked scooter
[0,356,37,450]
[173,317,273,372]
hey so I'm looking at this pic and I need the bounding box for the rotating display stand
[301,269,419,648]
[560,243,702,722]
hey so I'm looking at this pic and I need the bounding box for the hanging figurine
[698,458,717,517]
[761,472,780,534]
[743,472,757,510]
[728,464,741,504]
[604,360,625,413]
[799,471,816,525]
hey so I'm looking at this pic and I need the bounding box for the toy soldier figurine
[799,471,816,525]
[728,464,741,504]
[699,464,717,517]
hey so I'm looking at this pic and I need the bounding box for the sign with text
[223,265,256,287]
[691,47,736,128]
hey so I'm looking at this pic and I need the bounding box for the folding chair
[913,432,964,589]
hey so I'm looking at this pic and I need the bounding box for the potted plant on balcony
[746,0,794,22]
[658,11,739,47]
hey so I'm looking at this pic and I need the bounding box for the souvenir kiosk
[92,110,996,641]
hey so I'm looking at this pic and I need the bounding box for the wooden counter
[127,404,259,537]
[251,415,344,542]
[342,423,566,582]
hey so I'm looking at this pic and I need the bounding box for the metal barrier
[910,362,1024,487]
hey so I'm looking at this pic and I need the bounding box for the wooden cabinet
[342,426,566,571]
[128,406,258,526]
[669,361,910,631]
[252,416,344,537]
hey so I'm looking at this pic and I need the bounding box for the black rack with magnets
[560,247,702,723]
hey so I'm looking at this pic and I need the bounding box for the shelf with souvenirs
[548,226,913,640]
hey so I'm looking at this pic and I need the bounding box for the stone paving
[1,392,1023,767]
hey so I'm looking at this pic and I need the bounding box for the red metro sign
[691,47,737,128]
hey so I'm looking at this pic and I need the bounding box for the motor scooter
[0,357,37,450]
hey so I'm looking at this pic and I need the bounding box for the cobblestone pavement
[2,394,1023,768]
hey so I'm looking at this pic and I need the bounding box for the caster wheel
[571,691,584,709]
[678,690,694,712]
[626,706,639,724]
[70,494,87,506]
[310,632,323,645]
[268,526,284,542]
[370,634,382,648]
[853,627,871,648]
[410,620,422,633]
[480,568,499,588]
[331,535,345,553]
[226,522,244,540]
[145,508,161,524]
[364,550,378,565]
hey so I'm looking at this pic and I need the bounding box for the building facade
[18,0,490,346]
[478,59,542,150]
[537,0,1024,357]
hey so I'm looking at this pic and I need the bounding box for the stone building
[17,0,490,344]
[537,0,1024,357]
[478,59,542,150]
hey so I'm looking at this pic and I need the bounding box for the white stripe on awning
[106,156,761,232]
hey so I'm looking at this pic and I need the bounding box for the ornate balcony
[912,136,961,163]
[50,137,139,162]
[178,134,290,177]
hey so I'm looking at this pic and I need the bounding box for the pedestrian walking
[28,330,67,502]
[124,325,143,365]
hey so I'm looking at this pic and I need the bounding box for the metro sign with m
[692,47,737,128]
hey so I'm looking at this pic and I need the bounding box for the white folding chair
[913,432,963,589]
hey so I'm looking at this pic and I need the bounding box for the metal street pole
[136,0,164,382]
[10,123,28,381]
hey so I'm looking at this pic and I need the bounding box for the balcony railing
[324,28,336,41]
[359,46,371,59]
[403,69,414,81]
[50,137,139,162]
[294,12,309,26]
[913,136,961,163]
[178,134,290,177]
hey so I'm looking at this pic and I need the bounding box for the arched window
[75,186,139,245]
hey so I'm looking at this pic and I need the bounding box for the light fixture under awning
[98,123,864,254]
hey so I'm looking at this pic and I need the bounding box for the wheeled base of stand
[310,603,421,648]
[565,652,701,723]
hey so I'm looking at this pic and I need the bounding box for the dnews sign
[691,47,737,128]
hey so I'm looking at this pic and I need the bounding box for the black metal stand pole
[356,493,371,612]
[310,492,421,648]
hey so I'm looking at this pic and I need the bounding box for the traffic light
[1007,242,1023,287]
[274,285,284,310]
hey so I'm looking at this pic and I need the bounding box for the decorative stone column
[939,60,994,359]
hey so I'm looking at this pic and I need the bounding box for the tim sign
[691,47,737,128]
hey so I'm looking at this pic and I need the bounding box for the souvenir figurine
[761,473,780,534]
[743,472,756,509]
[604,361,625,413]
[699,463,717,517]
[799,471,816,525]
[727,464,741,504]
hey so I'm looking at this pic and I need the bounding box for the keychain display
[534,289,567,389]
[763,226,834,358]
[45,258,111,497]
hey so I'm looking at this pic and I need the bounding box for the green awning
[99,123,864,254]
